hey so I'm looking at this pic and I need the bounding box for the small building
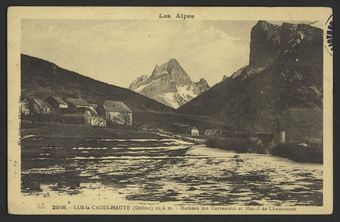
[191,127,200,137]
[205,129,223,137]
[31,98,51,115]
[47,96,68,109]
[66,98,97,115]
[85,116,106,127]
[20,98,31,116]
[98,100,132,126]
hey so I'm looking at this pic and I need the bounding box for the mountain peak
[167,58,182,67]
[179,20,323,139]
[169,58,179,63]
[253,20,278,31]
[161,58,182,70]
[249,20,322,68]
[154,58,180,68]
[21,54,174,114]
[129,58,210,108]
[149,58,192,86]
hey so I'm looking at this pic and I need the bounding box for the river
[22,137,322,206]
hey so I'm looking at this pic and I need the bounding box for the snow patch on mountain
[177,85,196,101]
[161,92,180,108]
[129,58,210,109]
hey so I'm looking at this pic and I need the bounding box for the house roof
[30,98,51,114]
[33,98,50,108]
[66,98,91,107]
[103,100,132,113]
[50,96,67,105]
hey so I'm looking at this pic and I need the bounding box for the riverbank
[141,129,322,164]
[206,137,269,154]
[204,136,322,164]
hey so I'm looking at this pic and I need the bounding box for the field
[21,121,163,146]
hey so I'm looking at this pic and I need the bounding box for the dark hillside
[21,54,225,130]
[21,54,174,113]
[179,21,323,141]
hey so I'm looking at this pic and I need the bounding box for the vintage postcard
[8,7,333,214]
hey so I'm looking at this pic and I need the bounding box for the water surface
[22,138,323,206]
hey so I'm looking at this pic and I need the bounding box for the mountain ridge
[129,58,210,109]
[179,21,323,141]
[21,54,175,113]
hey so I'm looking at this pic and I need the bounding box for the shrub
[206,137,266,153]
[272,142,323,163]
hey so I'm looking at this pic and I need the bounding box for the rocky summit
[129,58,210,109]
[179,21,323,141]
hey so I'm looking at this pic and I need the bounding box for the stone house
[97,100,132,126]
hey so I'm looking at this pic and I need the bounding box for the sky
[21,19,319,88]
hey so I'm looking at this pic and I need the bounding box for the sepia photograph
[7,7,333,215]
